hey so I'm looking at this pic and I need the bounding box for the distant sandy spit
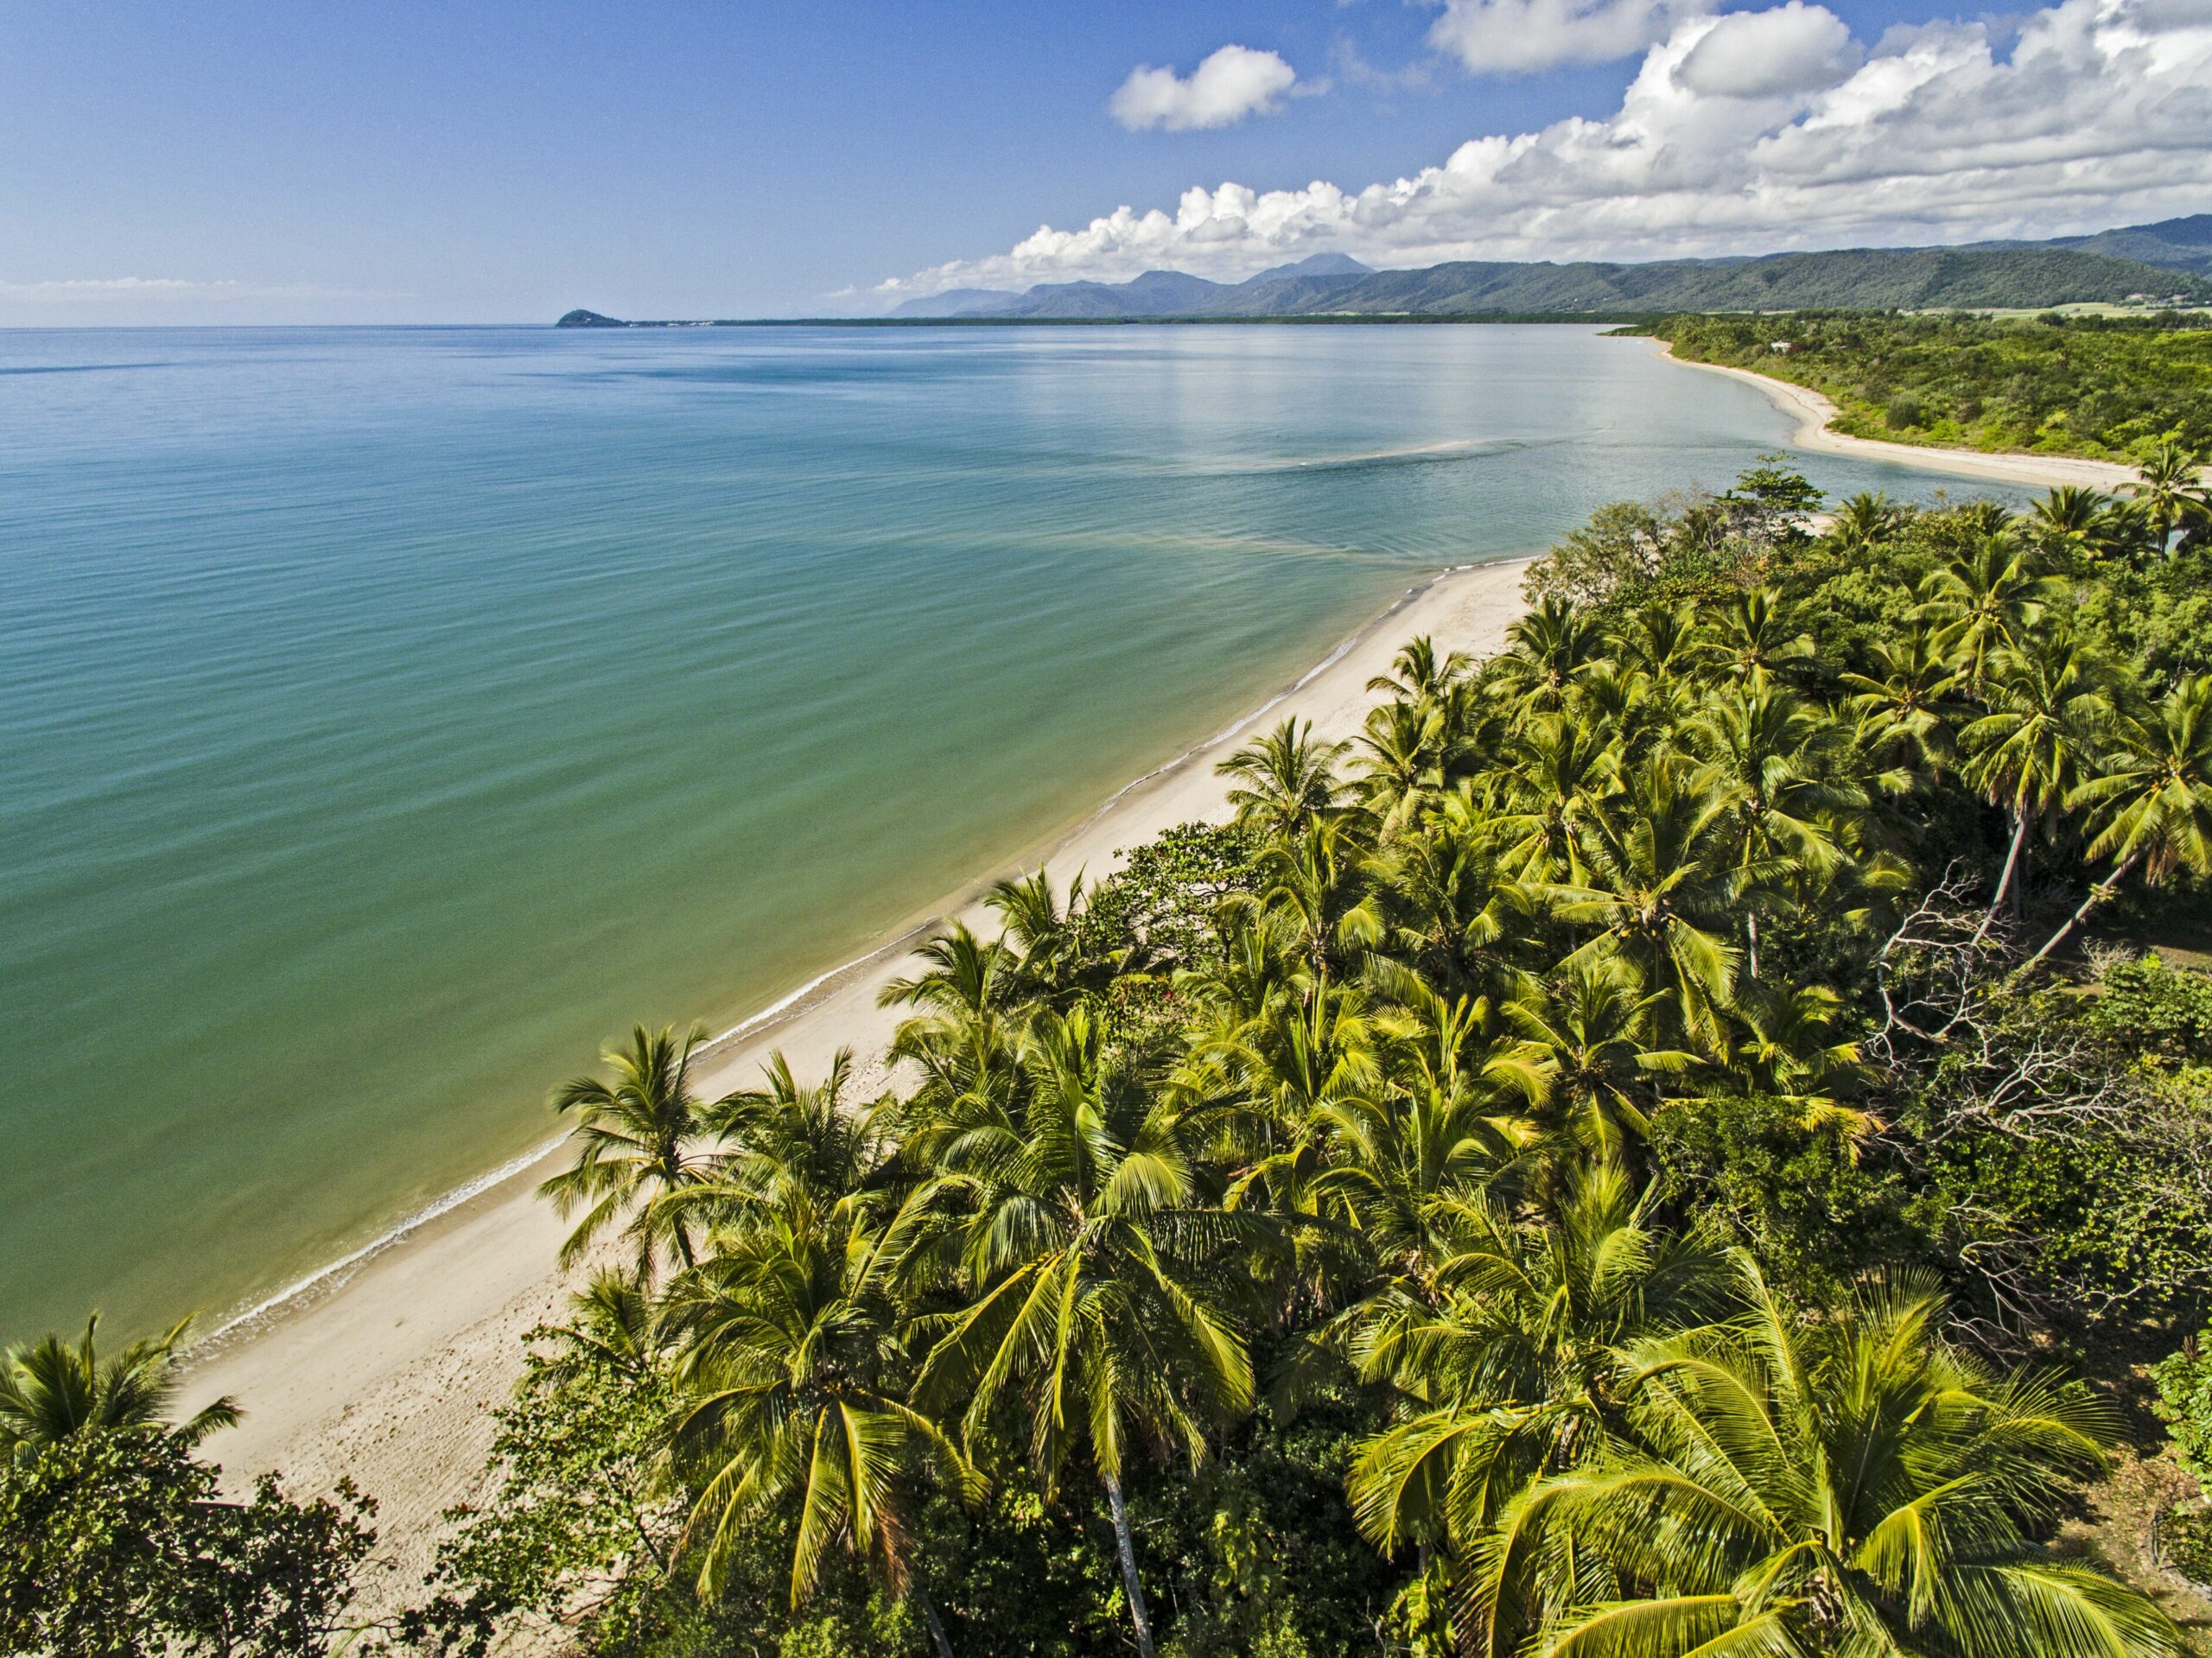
[1656,342,2142,492]
[177,555,1535,1613]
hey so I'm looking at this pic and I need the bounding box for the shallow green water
[0,323,1996,1336]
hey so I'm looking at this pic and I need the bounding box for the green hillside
[1245,245,2203,317]
[2023,213,2212,279]
[965,244,2212,321]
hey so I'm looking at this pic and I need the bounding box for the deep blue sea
[0,323,2011,1336]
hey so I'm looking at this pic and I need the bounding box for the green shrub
[2154,1331,2212,1484]
[2161,1503,2212,1585]
[0,1429,376,1657]
[2094,955,2212,1062]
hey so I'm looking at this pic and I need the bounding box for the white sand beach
[1659,342,2144,491]
[177,555,1535,1608]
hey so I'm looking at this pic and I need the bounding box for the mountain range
[887,218,2212,320]
[558,215,2212,327]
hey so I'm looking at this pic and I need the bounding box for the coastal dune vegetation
[1645,310,2212,463]
[12,452,2212,1655]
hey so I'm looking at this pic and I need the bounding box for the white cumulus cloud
[1427,0,1713,74]
[1675,3,1863,97]
[876,0,2212,302]
[1109,44,1300,131]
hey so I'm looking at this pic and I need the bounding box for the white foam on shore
[1045,569,1450,841]
[207,1133,569,1340]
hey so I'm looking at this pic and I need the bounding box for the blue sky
[2,0,2204,323]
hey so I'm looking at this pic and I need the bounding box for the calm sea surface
[0,324,2005,1336]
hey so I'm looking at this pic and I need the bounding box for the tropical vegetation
[15,453,2212,1654]
[0,1317,378,1655]
[1644,310,2212,461]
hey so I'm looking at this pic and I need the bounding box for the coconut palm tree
[2027,483,2120,565]
[1173,905,1300,1033]
[880,923,1022,1110]
[1960,626,2114,937]
[530,1267,664,1392]
[1551,760,1742,1049]
[1568,661,1678,766]
[696,1047,890,1220]
[910,1007,1255,1658]
[1255,816,1382,994]
[1610,598,1700,683]
[1368,633,1473,703]
[1198,979,1379,1219]
[665,1197,975,1657]
[2032,673,2212,964]
[1840,623,1971,777]
[1306,969,1528,1242]
[987,868,1116,1009]
[1267,974,1535,1389]
[1347,1163,1723,1554]
[1217,716,1352,840]
[0,1315,237,1460]
[1681,683,1864,977]
[1466,1260,2182,1658]
[2130,440,2210,555]
[541,1024,724,1274]
[1692,588,1814,687]
[1357,696,1458,835]
[1491,597,1610,716]
[1364,804,1534,1003]
[1492,713,1620,885]
[1495,955,1698,1161]
[1823,491,1904,556]
[1711,981,1876,1141]
[1915,534,2063,694]
[1960,499,2018,537]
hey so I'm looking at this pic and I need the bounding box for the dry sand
[1659,342,2143,491]
[176,555,1535,1606]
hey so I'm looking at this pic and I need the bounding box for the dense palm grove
[1648,312,2212,461]
[11,459,2212,1656]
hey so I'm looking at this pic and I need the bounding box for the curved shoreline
[1655,340,2141,491]
[175,555,1535,1605]
[188,562,1488,1357]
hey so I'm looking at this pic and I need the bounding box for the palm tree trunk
[915,1586,957,1658]
[1745,912,1760,981]
[1103,1470,1156,1658]
[2027,849,2142,969]
[664,1151,699,1270]
[1972,807,2030,946]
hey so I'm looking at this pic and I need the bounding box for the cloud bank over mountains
[876,0,2212,304]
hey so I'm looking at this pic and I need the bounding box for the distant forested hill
[888,242,2206,321]
[1986,213,2212,279]
[1647,310,2212,460]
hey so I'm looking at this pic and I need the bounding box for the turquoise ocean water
[0,324,2007,1337]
